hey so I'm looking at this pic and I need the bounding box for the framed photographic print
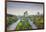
[6,0,44,32]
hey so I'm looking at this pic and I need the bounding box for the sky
[7,2,43,16]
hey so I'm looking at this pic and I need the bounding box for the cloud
[7,2,43,16]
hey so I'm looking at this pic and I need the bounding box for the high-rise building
[24,11,28,17]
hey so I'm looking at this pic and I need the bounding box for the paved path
[7,18,22,30]
[8,17,37,30]
[27,18,37,29]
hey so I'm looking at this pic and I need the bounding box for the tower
[24,11,28,17]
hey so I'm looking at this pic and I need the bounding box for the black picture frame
[5,0,44,32]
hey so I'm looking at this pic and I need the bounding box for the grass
[7,14,44,30]
[29,15,44,29]
[15,17,32,30]
[7,14,18,26]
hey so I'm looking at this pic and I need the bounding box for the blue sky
[7,2,43,16]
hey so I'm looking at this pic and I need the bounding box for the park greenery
[7,14,44,30]
[15,17,32,30]
[7,14,18,26]
[29,15,44,29]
